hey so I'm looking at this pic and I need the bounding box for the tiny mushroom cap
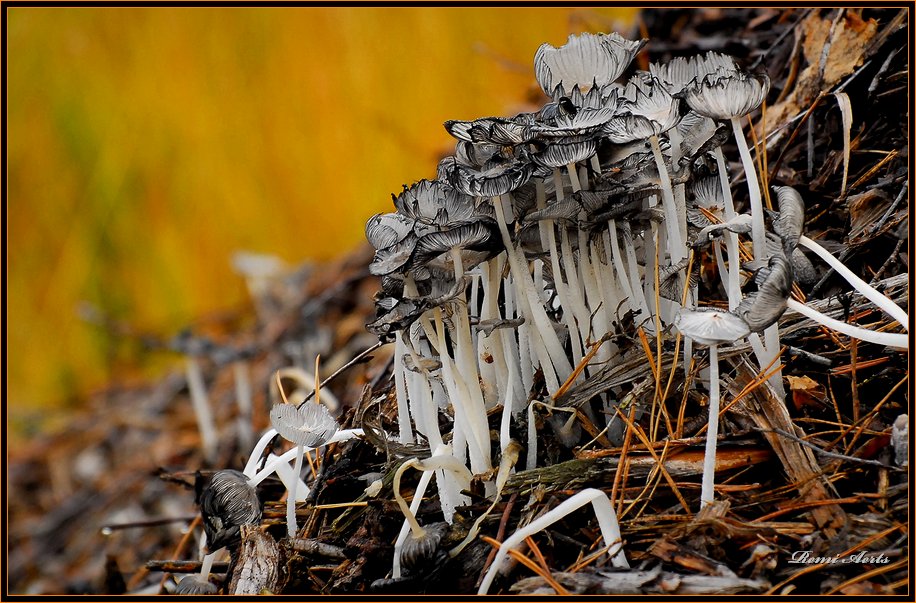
[400,521,449,574]
[199,469,262,552]
[270,401,339,447]
[674,307,751,346]
[534,32,645,98]
[684,70,770,120]
[175,575,218,595]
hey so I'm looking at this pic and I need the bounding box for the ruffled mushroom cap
[411,220,503,272]
[651,52,738,96]
[199,469,262,552]
[270,401,339,448]
[393,179,482,231]
[530,138,599,168]
[534,32,646,98]
[603,113,662,143]
[673,308,751,346]
[771,185,805,252]
[367,296,431,340]
[684,70,770,120]
[366,213,415,251]
[368,235,418,276]
[445,115,535,146]
[737,253,794,332]
[677,111,727,163]
[439,155,534,198]
[619,72,680,134]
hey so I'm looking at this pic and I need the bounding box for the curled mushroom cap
[771,185,805,252]
[674,308,751,345]
[270,401,339,448]
[737,253,794,332]
[684,70,770,120]
[620,72,680,134]
[535,32,646,98]
[366,213,415,251]
[199,469,262,552]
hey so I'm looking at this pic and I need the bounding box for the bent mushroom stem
[786,298,908,349]
[798,235,909,329]
[477,488,628,595]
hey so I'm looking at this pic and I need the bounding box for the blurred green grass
[7,7,636,433]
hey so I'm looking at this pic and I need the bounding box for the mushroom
[684,64,771,262]
[269,375,339,538]
[198,469,262,552]
[673,308,751,507]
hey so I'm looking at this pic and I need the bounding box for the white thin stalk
[248,429,364,486]
[786,298,908,348]
[799,235,909,328]
[504,274,533,396]
[393,332,415,444]
[492,194,572,389]
[730,117,766,261]
[713,148,743,310]
[649,135,686,263]
[700,344,720,508]
[186,356,218,463]
[477,488,628,594]
[536,181,584,372]
[286,444,304,538]
[233,361,254,453]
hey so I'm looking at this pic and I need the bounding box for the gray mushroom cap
[271,401,339,447]
[674,307,751,346]
[199,469,262,553]
[684,70,770,120]
[737,253,794,332]
[534,32,646,98]
[400,521,449,575]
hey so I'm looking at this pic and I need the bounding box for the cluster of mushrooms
[182,32,908,594]
[363,31,908,589]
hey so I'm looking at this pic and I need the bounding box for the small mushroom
[199,469,262,552]
[674,308,751,507]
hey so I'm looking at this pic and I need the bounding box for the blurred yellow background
[7,7,637,433]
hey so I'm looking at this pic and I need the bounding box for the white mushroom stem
[185,356,218,463]
[713,148,744,309]
[248,429,364,486]
[394,332,415,444]
[477,488,628,595]
[730,117,766,261]
[700,344,721,508]
[492,194,572,390]
[649,135,686,263]
[198,549,219,581]
[799,236,909,329]
[286,444,304,538]
[536,180,585,372]
[786,299,908,348]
